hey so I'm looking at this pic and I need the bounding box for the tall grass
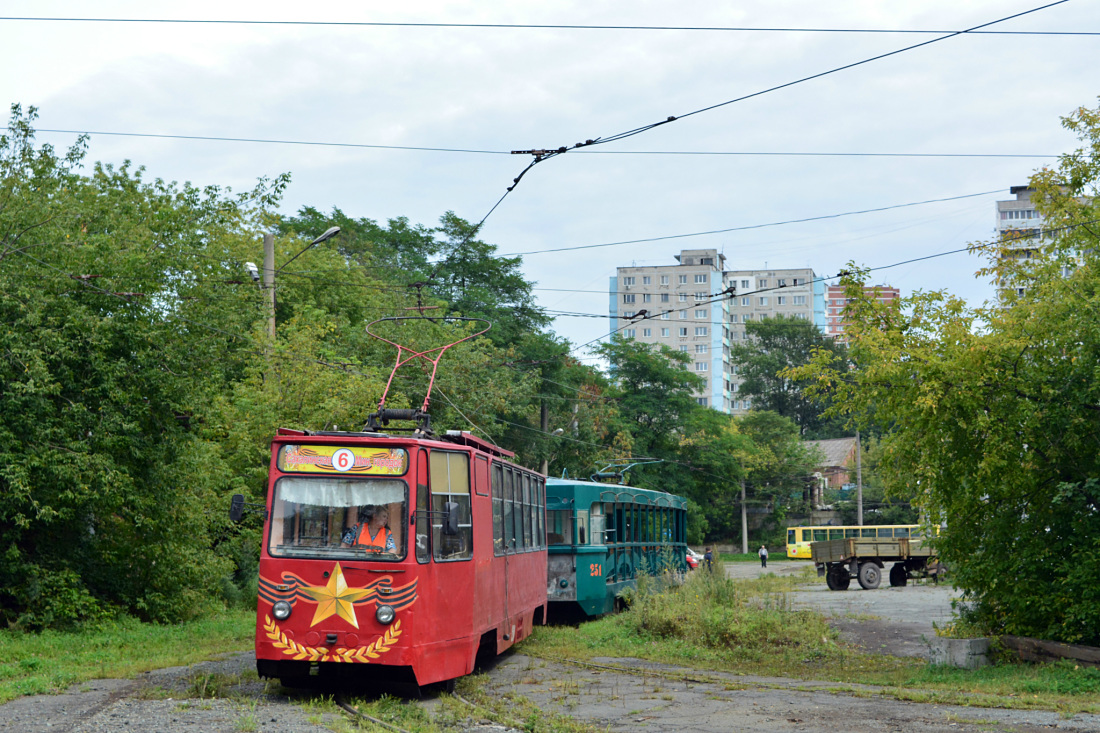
[622,567,841,665]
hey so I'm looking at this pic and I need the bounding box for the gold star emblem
[301,563,370,628]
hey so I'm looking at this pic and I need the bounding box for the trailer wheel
[826,564,850,591]
[857,562,881,590]
[889,563,908,587]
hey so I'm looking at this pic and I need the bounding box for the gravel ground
[483,653,1100,733]
[0,652,339,733]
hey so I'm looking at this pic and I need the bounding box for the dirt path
[483,654,1100,732]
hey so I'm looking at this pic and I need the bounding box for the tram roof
[546,478,687,509]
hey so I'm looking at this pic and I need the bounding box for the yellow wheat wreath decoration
[263,615,402,663]
[333,620,402,662]
[263,615,329,661]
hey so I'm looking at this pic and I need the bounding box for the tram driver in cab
[342,504,395,553]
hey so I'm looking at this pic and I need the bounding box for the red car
[686,549,703,570]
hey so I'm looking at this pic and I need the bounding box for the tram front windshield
[268,477,407,560]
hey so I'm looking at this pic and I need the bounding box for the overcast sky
[3,1,1097,356]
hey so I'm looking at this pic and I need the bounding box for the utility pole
[540,400,550,475]
[740,478,748,554]
[856,429,864,526]
[263,233,275,339]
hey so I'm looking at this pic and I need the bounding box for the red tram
[230,318,548,688]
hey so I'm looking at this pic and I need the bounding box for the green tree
[0,106,280,627]
[787,100,1100,644]
[277,207,549,348]
[731,314,849,438]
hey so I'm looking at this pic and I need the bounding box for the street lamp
[276,226,341,273]
[261,227,342,338]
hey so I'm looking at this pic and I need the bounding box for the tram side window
[517,473,530,548]
[861,528,877,538]
[547,510,572,545]
[813,529,827,542]
[828,529,844,540]
[536,478,545,548]
[576,509,589,545]
[491,464,504,556]
[845,529,859,538]
[503,468,515,551]
[589,504,606,545]
[429,451,472,561]
[527,475,536,549]
[416,450,430,563]
[511,470,524,551]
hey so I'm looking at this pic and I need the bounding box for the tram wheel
[857,562,881,590]
[889,563,908,587]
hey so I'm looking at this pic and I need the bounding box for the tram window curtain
[277,478,403,507]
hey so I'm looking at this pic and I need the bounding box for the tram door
[472,454,493,628]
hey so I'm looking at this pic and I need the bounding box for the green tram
[545,478,688,618]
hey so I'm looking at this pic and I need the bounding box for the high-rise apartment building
[610,249,728,409]
[995,185,1048,297]
[726,267,825,413]
[610,249,825,413]
[825,284,900,342]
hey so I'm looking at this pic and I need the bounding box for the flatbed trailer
[811,537,943,590]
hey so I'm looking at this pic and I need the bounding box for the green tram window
[844,528,859,538]
[861,528,876,538]
[827,529,844,540]
[812,529,827,542]
[605,503,617,544]
[787,529,795,545]
[590,503,606,546]
[576,509,589,544]
[547,510,572,545]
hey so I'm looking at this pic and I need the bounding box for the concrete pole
[263,233,275,339]
[740,478,748,554]
[856,429,864,526]
[539,400,549,476]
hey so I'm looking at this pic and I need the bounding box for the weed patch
[0,610,254,703]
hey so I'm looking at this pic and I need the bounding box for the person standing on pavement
[758,544,768,568]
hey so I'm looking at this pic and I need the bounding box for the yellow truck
[811,537,943,590]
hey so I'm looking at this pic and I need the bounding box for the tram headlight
[272,601,292,621]
[375,605,396,625]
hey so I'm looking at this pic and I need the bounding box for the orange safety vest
[357,525,390,552]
